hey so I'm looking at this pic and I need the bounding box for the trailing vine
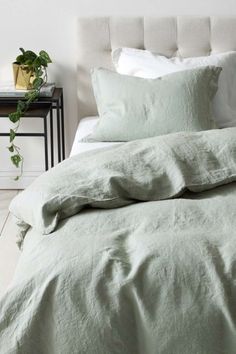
[8,48,52,180]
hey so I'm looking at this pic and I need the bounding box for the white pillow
[112,48,236,128]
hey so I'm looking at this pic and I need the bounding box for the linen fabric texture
[87,66,221,142]
[9,127,236,245]
[2,128,236,353]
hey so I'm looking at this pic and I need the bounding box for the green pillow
[88,66,221,142]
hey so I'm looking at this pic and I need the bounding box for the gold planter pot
[12,63,35,90]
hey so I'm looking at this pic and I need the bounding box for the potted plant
[8,48,52,180]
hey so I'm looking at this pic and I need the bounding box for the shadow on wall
[53,62,79,156]
[76,64,98,120]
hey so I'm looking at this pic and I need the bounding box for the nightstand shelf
[0,88,65,171]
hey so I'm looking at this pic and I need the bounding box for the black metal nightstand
[0,88,65,170]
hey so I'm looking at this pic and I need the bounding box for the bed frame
[77,17,236,120]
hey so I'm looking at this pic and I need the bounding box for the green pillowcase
[88,66,222,142]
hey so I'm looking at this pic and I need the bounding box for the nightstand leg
[57,101,61,163]
[44,116,49,171]
[61,93,65,160]
[50,108,54,167]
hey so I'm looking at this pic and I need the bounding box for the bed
[1,17,236,354]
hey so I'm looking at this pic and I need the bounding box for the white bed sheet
[70,116,120,157]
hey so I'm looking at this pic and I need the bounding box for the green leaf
[9,111,21,123]
[37,68,44,77]
[7,145,14,153]
[33,56,42,68]
[14,176,20,181]
[17,100,26,112]
[11,154,22,168]
[32,91,39,100]
[25,90,39,102]
[24,50,37,61]
[32,77,44,90]
[33,66,43,77]
[39,50,52,63]
[16,54,24,64]
[9,129,16,142]
[16,50,37,65]
[19,47,25,54]
[25,59,33,66]
[24,91,32,100]
[37,56,48,68]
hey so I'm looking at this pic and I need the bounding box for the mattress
[70,116,120,156]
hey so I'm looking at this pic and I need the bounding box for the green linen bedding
[1,128,236,353]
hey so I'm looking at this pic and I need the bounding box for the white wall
[1,0,236,188]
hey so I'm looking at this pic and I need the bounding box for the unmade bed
[1,17,236,354]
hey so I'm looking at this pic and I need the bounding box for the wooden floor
[0,190,21,297]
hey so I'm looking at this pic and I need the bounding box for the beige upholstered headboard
[77,17,236,119]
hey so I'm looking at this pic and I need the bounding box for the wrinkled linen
[1,128,236,353]
[9,127,236,246]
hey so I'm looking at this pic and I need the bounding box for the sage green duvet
[1,128,236,353]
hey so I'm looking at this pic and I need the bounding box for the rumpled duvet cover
[1,128,236,354]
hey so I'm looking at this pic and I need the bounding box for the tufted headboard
[77,17,236,119]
